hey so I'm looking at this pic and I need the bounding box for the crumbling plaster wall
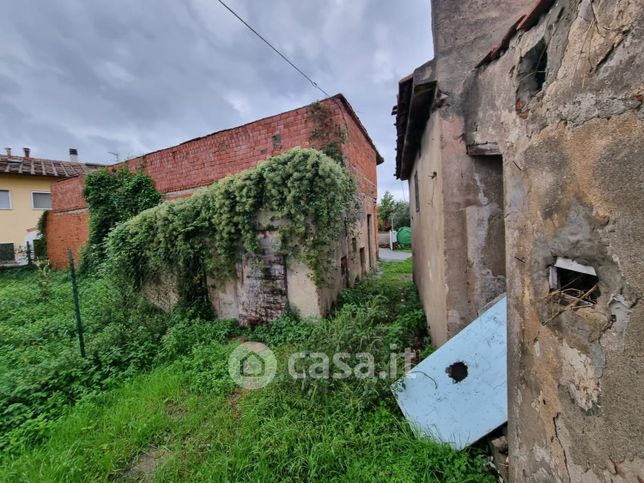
[146,199,376,324]
[465,0,643,480]
[409,114,449,346]
[423,0,534,342]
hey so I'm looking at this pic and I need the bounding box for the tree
[378,192,410,231]
[378,192,396,231]
[391,200,410,229]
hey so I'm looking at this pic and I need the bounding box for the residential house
[0,148,98,264]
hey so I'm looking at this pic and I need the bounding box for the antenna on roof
[108,152,120,163]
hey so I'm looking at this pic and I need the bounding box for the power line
[216,0,331,98]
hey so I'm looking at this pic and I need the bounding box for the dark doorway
[340,256,349,288]
[367,214,373,269]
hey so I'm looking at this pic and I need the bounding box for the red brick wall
[340,102,379,257]
[52,176,86,211]
[46,210,89,269]
[47,95,380,269]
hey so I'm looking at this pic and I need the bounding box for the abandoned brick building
[396,0,642,480]
[47,94,382,322]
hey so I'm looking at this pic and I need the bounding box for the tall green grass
[0,261,494,482]
[0,266,223,452]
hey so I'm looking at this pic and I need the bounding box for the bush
[179,342,238,395]
[81,167,162,273]
[248,269,427,410]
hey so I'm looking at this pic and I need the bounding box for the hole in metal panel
[446,362,468,383]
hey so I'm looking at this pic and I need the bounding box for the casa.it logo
[228,342,277,390]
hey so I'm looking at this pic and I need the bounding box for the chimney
[5,147,11,157]
[69,148,78,162]
[23,147,30,159]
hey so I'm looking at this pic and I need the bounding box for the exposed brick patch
[237,232,288,327]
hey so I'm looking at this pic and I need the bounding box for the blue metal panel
[392,296,507,449]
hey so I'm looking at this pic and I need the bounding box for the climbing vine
[308,102,348,164]
[34,210,49,259]
[81,167,163,273]
[106,148,359,308]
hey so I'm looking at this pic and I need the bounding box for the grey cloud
[0,0,433,199]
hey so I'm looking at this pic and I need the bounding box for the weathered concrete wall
[466,155,506,313]
[402,0,533,345]
[287,196,377,319]
[465,0,644,479]
[409,114,450,346]
[236,232,288,326]
[431,0,535,110]
[432,0,534,340]
[143,272,180,312]
[148,198,377,324]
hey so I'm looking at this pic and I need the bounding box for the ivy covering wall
[106,148,359,308]
[80,167,163,272]
[308,102,347,164]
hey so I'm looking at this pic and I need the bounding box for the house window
[32,192,52,210]
[0,190,11,209]
[0,243,15,262]
[414,172,420,212]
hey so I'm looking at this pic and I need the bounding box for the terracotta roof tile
[0,156,101,178]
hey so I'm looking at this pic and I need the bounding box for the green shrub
[179,342,238,395]
[247,269,427,410]
[34,210,48,259]
[249,312,311,347]
[81,167,162,273]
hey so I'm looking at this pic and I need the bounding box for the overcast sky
[0,0,433,200]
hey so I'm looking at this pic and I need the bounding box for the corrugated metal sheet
[392,295,507,450]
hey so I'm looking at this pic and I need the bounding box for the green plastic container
[397,226,412,248]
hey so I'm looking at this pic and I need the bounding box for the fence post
[26,241,32,265]
[67,249,86,358]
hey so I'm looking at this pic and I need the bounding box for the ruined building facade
[396,0,643,480]
[395,0,535,347]
[47,95,381,321]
